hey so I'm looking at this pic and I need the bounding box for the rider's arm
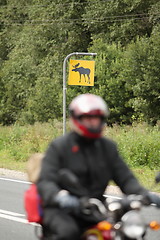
[37,141,61,207]
[106,140,148,196]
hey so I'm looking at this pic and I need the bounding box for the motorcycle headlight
[121,210,146,239]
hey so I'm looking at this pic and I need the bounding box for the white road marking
[0,177,33,225]
[0,177,30,184]
[0,177,156,229]
[0,176,122,226]
[0,212,39,226]
[0,209,25,217]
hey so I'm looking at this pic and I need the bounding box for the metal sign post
[63,52,97,135]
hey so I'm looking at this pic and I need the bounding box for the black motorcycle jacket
[37,131,148,207]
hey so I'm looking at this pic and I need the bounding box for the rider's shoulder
[100,136,117,148]
[50,132,73,147]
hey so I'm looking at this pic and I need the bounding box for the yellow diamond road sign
[68,59,95,86]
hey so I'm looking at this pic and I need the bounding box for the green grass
[0,121,159,192]
[105,123,160,167]
[0,121,63,171]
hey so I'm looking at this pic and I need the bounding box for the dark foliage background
[0,0,160,125]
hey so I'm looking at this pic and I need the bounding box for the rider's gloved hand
[54,190,80,210]
[145,193,160,207]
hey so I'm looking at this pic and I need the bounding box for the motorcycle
[82,194,160,240]
[34,170,160,240]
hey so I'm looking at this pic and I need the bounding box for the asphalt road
[0,177,40,240]
[0,176,160,240]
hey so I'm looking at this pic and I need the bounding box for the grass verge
[0,121,159,191]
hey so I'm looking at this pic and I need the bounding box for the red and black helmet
[69,94,109,138]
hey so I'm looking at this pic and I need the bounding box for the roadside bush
[105,123,160,169]
[0,122,159,171]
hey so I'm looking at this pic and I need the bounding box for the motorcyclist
[37,93,160,240]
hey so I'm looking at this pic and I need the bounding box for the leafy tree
[88,38,134,124]
[0,0,31,124]
[19,76,62,123]
[121,33,160,124]
[149,1,160,28]
[0,0,91,124]
[0,0,160,125]
[0,23,42,124]
[83,0,157,45]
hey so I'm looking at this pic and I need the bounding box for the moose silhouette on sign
[72,63,91,84]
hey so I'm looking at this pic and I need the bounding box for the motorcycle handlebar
[87,198,107,215]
